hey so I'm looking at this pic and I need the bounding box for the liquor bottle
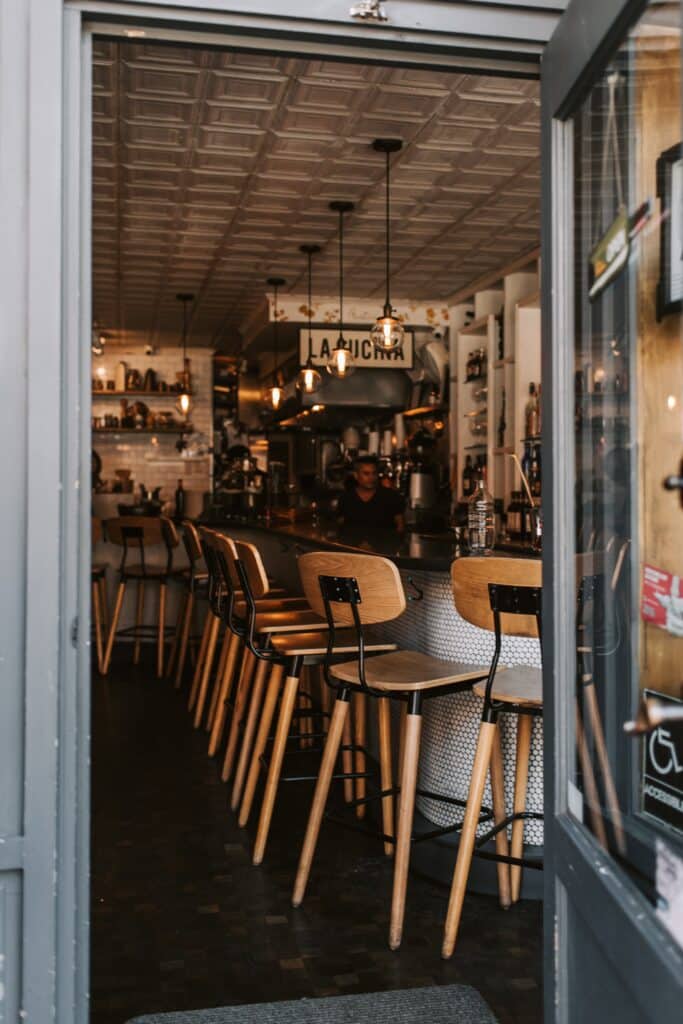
[532,444,540,499]
[530,448,541,499]
[462,454,473,497]
[497,386,506,448]
[468,468,495,554]
[521,441,532,490]
[175,478,186,518]
[480,346,488,379]
[525,383,539,438]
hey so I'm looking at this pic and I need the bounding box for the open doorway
[89,34,543,1024]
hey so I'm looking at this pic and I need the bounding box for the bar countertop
[206,516,539,572]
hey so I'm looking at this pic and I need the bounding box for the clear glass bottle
[467,471,496,554]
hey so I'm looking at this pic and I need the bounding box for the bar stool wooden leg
[157,582,167,678]
[377,697,394,856]
[510,713,532,903]
[239,664,284,828]
[193,614,219,728]
[206,633,240,757]
[442,719,497,959]
[398,702,408,791]
[354,692,367,820]
[102,581,126,676]
[174,591,195,690]
[231,658,269,810]
[575,703,609,851]
[584,682,625,853]
[207,627,232,731]
[133,580,145,665]
[489,723,512,909]
[98,576,109,634]
[389,697,422,950]
[166,590,187,680]
[92,579,104,675]
[341,700,354,803]
[292,691,350,907]
[188,609,212,711]
[252,669,301,865]
[221,650,256,777]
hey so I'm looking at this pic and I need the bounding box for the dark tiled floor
[91,653,542,1024]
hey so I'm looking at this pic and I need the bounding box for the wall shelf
[92,427,190,435]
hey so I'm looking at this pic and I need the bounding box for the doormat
[127,984,498,1023]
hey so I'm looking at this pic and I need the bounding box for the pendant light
[264,276,286,410]
[327,200,356,379]
[296,244,322,395]
[370,138,404,354]
[175,292,194,418]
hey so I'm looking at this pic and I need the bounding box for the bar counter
[218,517,544,898]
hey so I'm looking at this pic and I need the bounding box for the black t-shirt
[337,486,405,529]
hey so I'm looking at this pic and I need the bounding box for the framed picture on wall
[656,141,683,320]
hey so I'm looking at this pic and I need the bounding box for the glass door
[543,1,683,1020]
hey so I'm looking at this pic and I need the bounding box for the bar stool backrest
[182,519,204,566]
[451,557,541,638]
[298,551,406,627]
[234,541,270,601]
[104,515,178,576]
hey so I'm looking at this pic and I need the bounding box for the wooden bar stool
[91,516,108,675]
[101,515,179,678]
[186,530,306,725]
[230,546,399,866]
[441,557,542,959]
[166,519,209,689]
[204,534,338,793]
[191,529,312,742]
[290,551,495,951]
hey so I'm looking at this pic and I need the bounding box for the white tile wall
[92,345,213,503]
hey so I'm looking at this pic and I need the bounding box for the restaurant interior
[89,37,548,1024]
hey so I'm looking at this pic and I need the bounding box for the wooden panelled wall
[636,33,682,697]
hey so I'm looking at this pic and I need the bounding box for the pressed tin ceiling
[92,40,540,350]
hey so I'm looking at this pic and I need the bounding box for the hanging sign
[299,328,414,370]
[589,207,630,300]
[642,690,683,835]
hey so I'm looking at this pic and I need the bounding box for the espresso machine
[404,428,439,529]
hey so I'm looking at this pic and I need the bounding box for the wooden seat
[291,551,491,953]
[332,650,494,691]
[101,515,179,678]
[471,666,542,706]
[441,557,542,960]
[270,631,396,658]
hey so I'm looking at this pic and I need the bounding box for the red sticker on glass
[641,564,683,636]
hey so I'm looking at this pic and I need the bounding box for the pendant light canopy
[296,244,322,395]
[327,200,356,379]
[370,138,404,354]
[264,276,286,410]
[175,292,194,418]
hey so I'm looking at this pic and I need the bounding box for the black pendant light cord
[307,249,313,353]
[338,207,344,344]
[273,280,279,385]
[385,148,391,312]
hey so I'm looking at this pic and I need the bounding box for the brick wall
[92,345,213,507]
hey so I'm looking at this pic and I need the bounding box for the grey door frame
[16,3,568,1023]
[541,2,683,1022]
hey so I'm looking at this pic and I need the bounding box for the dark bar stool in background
[441,557,543,959]
[101,515,179,678]
[165,519,209,689]
[91,516,109,675]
